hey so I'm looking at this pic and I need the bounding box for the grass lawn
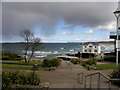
[2,60,42,65]
[2,64,33,70]
[2,64,45,70]
[95,63,120,70]
[0,63,2,74]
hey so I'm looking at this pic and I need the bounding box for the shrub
[80,58,96,70]
[80,61,86,66]
[51,58,61,67]
[96,56,116,62]
[42,58,51,67]
[71,59,80,64]
[95,58,104,62]
[109,68,120,86]
[94,56,116,62]
[86,58,96,65]
[42,58,61,67]
[2,71,41,89]
[2,72,12,88]
[2,52,22,60]
[103,56,116,62]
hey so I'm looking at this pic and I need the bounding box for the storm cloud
[2,2,117,42]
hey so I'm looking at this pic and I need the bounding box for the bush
[109,68,120,86]
[2,72,12,88]
[2,71,41,89]
[80,58,96,70]
[51,58,61,67]
[71,59,80,64]
[80,61,86,66]
[96,56,116,62]
[42,58,61,67]
[86,58,96,65]
[42,58,51,67]
[95,58,104,62]
[103,56,116,62]
[2,52,22,60]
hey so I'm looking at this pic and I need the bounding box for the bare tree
[28,37,41,62]
[20,29,41,62]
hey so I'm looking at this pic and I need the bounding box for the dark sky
[2,2,118,42]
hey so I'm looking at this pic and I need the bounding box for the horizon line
[0,40,114,43]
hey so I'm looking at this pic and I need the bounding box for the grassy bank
[2,64,33,70]
[2,60,43,70]
[2,64,45,70]
[1,51,23,60]
[95,63,120,70]
[2,60,42,65]
[2,58,60,70]
[80,57,120,70]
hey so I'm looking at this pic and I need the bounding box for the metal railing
[77,72,120,88]
[110,31,120,36]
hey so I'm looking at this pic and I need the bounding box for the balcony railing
[110,31,120,36]
[110,31,120,39]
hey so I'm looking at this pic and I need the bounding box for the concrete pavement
[36,60,119,88]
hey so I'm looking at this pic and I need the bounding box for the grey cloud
[62,25,76,31]
[62,3,116,28]
[2,2,117,42]
[0,2,1,42]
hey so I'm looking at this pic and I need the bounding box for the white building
[82,43,101,53]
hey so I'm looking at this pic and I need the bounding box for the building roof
[82,42,99,46]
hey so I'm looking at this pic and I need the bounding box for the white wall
[82,43,101,53]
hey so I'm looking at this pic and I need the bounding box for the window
[94,50,97,52]
[84,46,87,48]
[84,50,87,52]
[89,46,92,48]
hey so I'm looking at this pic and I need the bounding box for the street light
[113,10,120,68]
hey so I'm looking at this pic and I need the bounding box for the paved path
[35,60,119,88]
[57,60,87,71]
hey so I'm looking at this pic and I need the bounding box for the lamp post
[113,10,120,68]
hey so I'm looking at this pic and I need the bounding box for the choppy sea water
[2,43,114,58]
[2,43,82,58]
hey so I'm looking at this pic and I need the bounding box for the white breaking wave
[69,49,74,51]
[22,50,61,55]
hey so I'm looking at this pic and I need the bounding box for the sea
[2,43,82,58]
[1,43,114,58]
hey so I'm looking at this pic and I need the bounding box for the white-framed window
[84,50,87,52]
[94,50,98,52]
[89,45,92,48]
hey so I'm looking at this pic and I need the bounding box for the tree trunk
[24,47,29,63]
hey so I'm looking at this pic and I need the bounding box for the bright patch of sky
[32,19,114,43]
